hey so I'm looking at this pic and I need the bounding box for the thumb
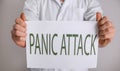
[20,12,26,21]
[96,12,102,22]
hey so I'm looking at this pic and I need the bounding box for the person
[11,0,115,71]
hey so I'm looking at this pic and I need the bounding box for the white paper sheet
[26,21,98,69]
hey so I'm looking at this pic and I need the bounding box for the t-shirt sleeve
[23,0,40,21]
[84,0,103,21]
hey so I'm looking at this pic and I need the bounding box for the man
[11,0,115,71]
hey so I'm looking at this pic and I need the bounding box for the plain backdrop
[0,0,120,71]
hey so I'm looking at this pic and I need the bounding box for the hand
[96,12,115,47]
[11,13,26,48]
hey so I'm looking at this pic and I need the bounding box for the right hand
[11,13,26,48]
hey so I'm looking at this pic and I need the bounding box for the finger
[99,26,115,35]
[20,37,26,41]
[13,24,26,33]
[15,36,26,42]
[98,16,108,26]
[99,39,111,47]
[11,30,21,41]
[15,18,26,27]
[99,32,114,39]
[20,12,26,21]
[96,12,102,22]
[13,30,26,37]
[11,30,26,42]
[99,21,112,31]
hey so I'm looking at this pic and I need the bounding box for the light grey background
[0,0,120,71]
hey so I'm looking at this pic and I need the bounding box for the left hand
[96,12,115,47]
